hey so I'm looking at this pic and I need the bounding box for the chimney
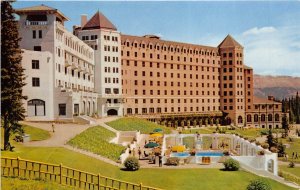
[268,96,274,101]
[81,14,87,27]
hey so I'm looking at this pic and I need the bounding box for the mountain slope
[254,75,300,99]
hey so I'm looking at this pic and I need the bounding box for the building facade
[16,5,283,128]
[16,5,98,121]
[74,12,123,117]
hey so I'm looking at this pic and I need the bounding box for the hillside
[254,75,300,99]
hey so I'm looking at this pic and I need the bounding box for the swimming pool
[196,152,223,157]
[171,152,190,157]
[171,152,224,157]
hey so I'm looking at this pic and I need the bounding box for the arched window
[27,99,45,116]
[261,114,266,122]
[254,114,259,122]
[238,116,243,124]
[268,114,273,122]
[275,114,280,121]
[247,114,252,122]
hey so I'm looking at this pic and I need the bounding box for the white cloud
[238,26,300,77]
[242,26,277,36]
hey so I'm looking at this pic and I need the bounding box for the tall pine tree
[1,1,26,150]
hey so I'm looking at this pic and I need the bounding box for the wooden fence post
[98,173,101,190]
[17,157,20,177]
[60,163,63,184]
[140,183,142,190]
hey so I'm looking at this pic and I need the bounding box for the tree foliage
[1,1,26,150]
[282,92,300,124]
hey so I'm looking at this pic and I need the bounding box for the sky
[13,1,300,77]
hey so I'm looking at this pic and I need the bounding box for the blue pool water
[171,152,190,157]
[171,152,224,157]
[196,152,223,157]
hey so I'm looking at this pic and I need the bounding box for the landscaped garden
[106,117,171,134]
[67,126,125,161]
[182,127,284,140]
[279,138,300,163]
[2,145,296,190]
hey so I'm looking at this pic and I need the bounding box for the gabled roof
[15,4,69,21]
[218,34,243,48]
[82,11,117,31]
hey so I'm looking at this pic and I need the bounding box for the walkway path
[21,121,95,147]
[95,116,120,133]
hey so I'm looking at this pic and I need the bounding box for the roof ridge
[218,34,243,48]
[82,11,117,31]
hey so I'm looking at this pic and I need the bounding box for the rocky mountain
[253,74,300,100]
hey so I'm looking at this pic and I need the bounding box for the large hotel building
[16,5,282,128]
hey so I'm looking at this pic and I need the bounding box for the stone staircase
[74,115,97,125]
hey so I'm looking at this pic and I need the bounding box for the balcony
[72,61,78,68]
[106,103,121,108]
[25,21,48,26]
[65,60,72,67]
[100,94,123,98]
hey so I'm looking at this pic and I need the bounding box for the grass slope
[67,126,125,161]
[2,146,295,190]
[23,124,50,141]
[279,165,300,178]
[106,117,171,134]
[2,177,78,190]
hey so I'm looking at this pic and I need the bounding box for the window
[39,30,42,38]
[32,30,36,39]
[32,77,40,87]
[59,104,66,116]
[32,60,39,69]
[34,46,41,51]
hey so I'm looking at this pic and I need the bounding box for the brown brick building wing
[120,34,282,128]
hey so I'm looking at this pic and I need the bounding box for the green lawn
[2,145,295,190]
[1,124,50,149]
[2,176,78,190]
[279,138,300,163]
[106,117,171,134]
[279,165,300,178]
[23,124,50,141]
[182,127,215,134]
[67,126,125,161]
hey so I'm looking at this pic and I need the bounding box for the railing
[106,103,121,108]
[25,21,48,26]
[1,157,161,190]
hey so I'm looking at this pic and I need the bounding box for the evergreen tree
[1,1,27,150]
[266,129,277,150]
[282,114,289,138]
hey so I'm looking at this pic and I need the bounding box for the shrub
[260,130,268,136]
[261,143,269,149]
[257,150,265,156]
[223,158,240,171]
[124,157,140,171]
[289,161,295,168]
[246,179,271,190]
[270,146,278,153]
[223,150,230,156]
[166,157,179,166]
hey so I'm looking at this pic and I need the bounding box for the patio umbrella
[150,133,163,138]
[144,142,159,148]
[153,128,163,133]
